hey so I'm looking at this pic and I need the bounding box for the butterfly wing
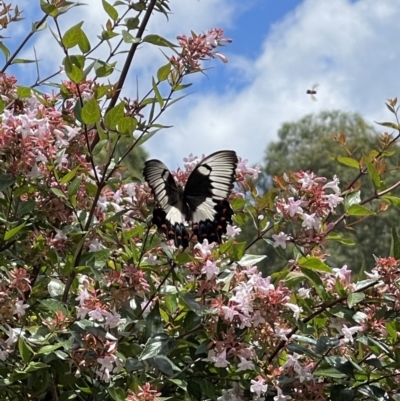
[184,150,238,241]
[143,150,238,247]
[143,159,184,223]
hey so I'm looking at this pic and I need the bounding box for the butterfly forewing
[143,159,181,209]
[184,150,238,223]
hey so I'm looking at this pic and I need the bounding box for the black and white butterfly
[143,150,238,248]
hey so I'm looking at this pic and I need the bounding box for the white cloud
[145,0,400,168]
[7,0,400,169]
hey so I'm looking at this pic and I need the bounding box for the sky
[6,0,400,169]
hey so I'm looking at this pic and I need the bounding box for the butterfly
[143,150,238,248]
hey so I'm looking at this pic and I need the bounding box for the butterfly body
[143,150,238,247]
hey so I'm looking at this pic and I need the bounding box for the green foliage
[1,1,400,401]
[248,110,400,273]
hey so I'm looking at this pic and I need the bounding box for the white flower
[272,232,291,249]
[194,239,215,256]
[13,300,29,316]
[226,224,242,237]
[88,238,105,252]
[250,378,268,397]
[204,349,230,368]
[301,212,321,230]
[341,324,363,343]
[236,355,255,372]
[274,387,292,401]
[201,260,219,280]
[285,303,303,320]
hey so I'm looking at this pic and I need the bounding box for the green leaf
[390,226,400,259]
[50,188,67,199]
[347,292,365,308]
[78,30,91,53]
[32,20,48,32]
[238,254,267,266]
[4,222,26,240]
[287,343,319,358]
[324,356,356,378]
[94,84,112,99]
[315,336,340,354]
[139,333,176,360]
[40,0,58,16]
[149,355,176,376]
[17,86,32,98]
[374,120,400,129]
[74,97,83,123]
[102,0,118,21]
[0,173,15,191]
[68,177,82,199]
[117,116,137,136]
[299,267,326,298]
[152,77,164,107]
[62,22,90,52]
[94,60,116,77]
[330,385,356,401]
[157,63,171,82]
[181,293,208,315]
[101,29,119,40]
[229,241,246,262]
[23,362,49,373]
[82,97,101,125]
[17,200,36,216]
[38,343,65,354]
[298,256,331,272]
[39,299,69,315]
[344,191,361,210]
[364,155,381,189]
[104,102,125,130]
[325,232,355,246]
[18,337,33,363]
[11,59,37,64]
[142,34,177,48]
[346,204,375,216]
[336,156,360,169]
[122,30,141,44]
[0,97,4,113]
[145,301,162,338]
[108,387,126,401]
[62,22,84,49]
[0,41,10,60]
[382,195,400,207]
[125,17,139,30]
[61,165,80,184]
[135,130,159,146]
[63,56,84,83]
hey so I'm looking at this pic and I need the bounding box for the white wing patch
[192,197,217,223]
[166,205,186,225]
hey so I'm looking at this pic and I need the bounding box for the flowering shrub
[1,1,400,401]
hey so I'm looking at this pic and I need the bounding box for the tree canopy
[244,110,400,273]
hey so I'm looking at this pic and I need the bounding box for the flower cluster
[170,28,232,73]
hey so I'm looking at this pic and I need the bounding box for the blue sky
[5,0,400,169]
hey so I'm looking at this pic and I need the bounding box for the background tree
[242,110,400,274]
